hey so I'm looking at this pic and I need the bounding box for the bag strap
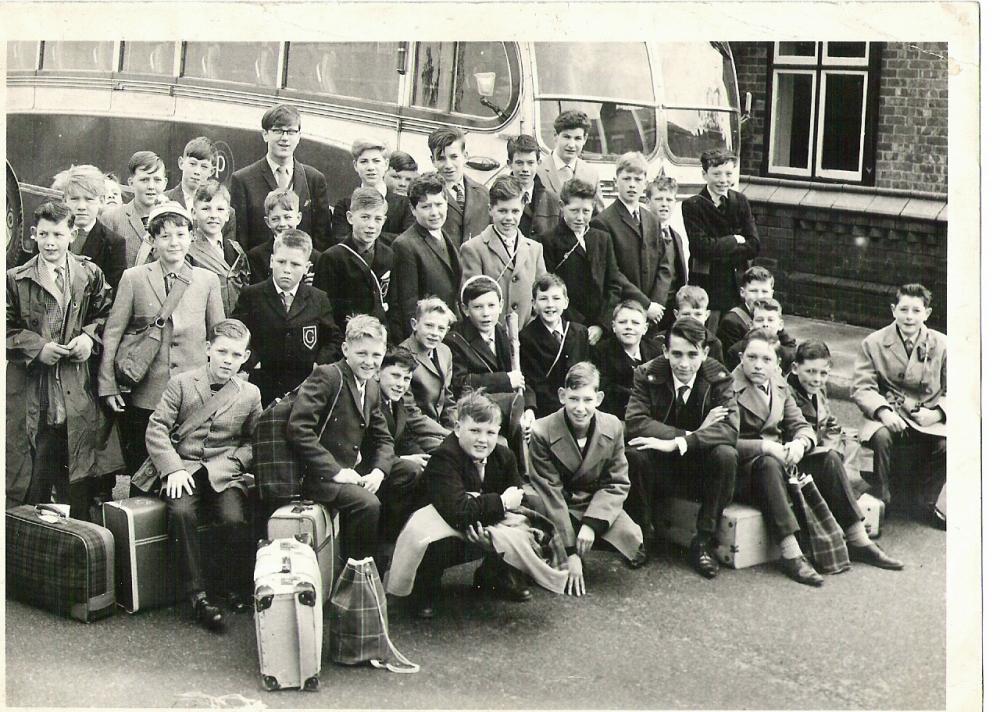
[544,325,569,379]
[363,565,419,674]
[156,271,191,325]
[171,379,242,443]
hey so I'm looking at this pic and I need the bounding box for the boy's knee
[165,494,198,520]
[757,454,786,481]
[707,444,738,470]
[868,426,894,451]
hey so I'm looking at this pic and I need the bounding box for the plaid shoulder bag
[787,467,851,575]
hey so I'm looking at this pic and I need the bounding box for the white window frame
[767,68,816,178]
[822,42,870,67]
[773,41,819,65]
[815,69,869,181]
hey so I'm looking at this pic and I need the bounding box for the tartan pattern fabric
[5,506,114,621]
[253,387,306,501]
[788,472,851,574]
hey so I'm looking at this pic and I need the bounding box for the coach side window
[41,42,115,72]
[285,42,400,104]
[183,42,280,88]
[7,41,40,71]
[121,42,176,76]
[411,41,515,121]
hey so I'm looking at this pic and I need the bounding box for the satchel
[114,272,191,388]
[329,556,419,673]
[787,468,850,575]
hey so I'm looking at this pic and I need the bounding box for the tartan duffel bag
[787,469,851,575]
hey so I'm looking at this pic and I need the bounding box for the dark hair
[700,148,738,171]
[407,171,447,208]
[795,340,832,364]
[740,265,774,287]
[646,175,679,197]
[381,346,417,372]
[34,201,75,228]
[182,136,216,162]
[560,177,597,204]
[193,179,230,205]
[389,150,418,172]
[428,126,466,159]
[744,327,781,353]
[532,272,567,299]
[506,134,541,161]
[127,150,164,177]
[461,275,502,305]
[261,104,301,131]
[209,318,250,344]
[553,109,590,135]
[148,212,191,238]
[564,361,600,390]
[895,283,932,308]
[751,297,782,316]
[455,389,502,425]
[668,317,708,350]
[489,174,523,206]
[350,186,387,213]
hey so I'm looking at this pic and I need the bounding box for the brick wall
[730,42,769,178]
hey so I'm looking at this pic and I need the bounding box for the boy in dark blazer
[519,274,590,418]
[594,300,659,419]
[717,266,774,354]
[725,297,797,375]
[245,189,321,285]
[229,104,333,251]
[141,319,262,631]
[540,178,622,346]
[400,296,459,451]
[673,286,725,363]
[233,230,341,406]
[287,315,395,563]
[681,149,760,331]
[331,139,413,244]
[387,172,463,344]
[52,165,126,290]
[529,362,645,597]
[625,318,739,579]
[646,175,688,318]
[506,134,560,241]
[428,127,490,247]
[592,152,674,331]
[314,187,393,332]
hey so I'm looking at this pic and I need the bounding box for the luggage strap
[363,566,419,674]
[293,584,316,688]
[170,379,242,444]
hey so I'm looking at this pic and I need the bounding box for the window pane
[820,73,865,172]
[7,41,39,71]
[538,99,655,160]
[122,42,175,75]
[412,42,457,111]
[42,42,114,71]
[287,43,399,104]
[771,72,814,170]
[184,42,280,88]
[658,43,739,109]
[826,42,867,59]
[665,108,737,160]
[452,42,513,118]
[535,43,653,102]
[777,42,817,58]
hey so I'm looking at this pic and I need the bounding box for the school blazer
[400,335,458,442]
[232,281,342,407]
[99,200,155,269]
[519,176,561,241]
[539,219,622,331]
[144,367,262,493]
[528,409,629,550]
[99,261,225,410]
[164,184,237,241]
[423,433,522,530]
[459,227,546,331]
[246,239,322,285]
[287,361,395,490]
[851,324,947,442]
[717,303,753,355]
[787,374,844,451]
[536,154,605,211]
[624,355,739,451]
[518,318,590,418]
[731,368,816,462]
[443,175,491,248]
[660,224,688,306]
[387,224,463,345]
[229,157,334,251]
[331,190,414,244]
[445,318,536,410]
[313,239,393,330]
[681,187,760,311]
[593,336,660,419]
[592,200,673,308]
[74,221,127,291]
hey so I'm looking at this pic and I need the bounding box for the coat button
[512,275,519,283]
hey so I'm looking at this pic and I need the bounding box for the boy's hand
[360,469,385,494]
[761,440,787,460]
[878,407,909,434]
[698,406,730,431]
[628,436,677,453]
[646,303,665,324]
[64,334,94,362]
[911,407,943,427]
[165,470,195,499]
[104,394,126,413]
[500,486,524,511]
[38,342,70,365]
[734,234,747,244]
[303,269,315,286]
[507,370,526,390]
[566,554,585,596]
[520,409,535,432]
[400,453,431,470]
[576,524,596,556]
[465,523,494,550]
[333,468,363,485]
[783,439,806,466]
[587,325,603,346]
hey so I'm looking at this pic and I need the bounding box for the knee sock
[779,535,803,559]
[844,521,872,547]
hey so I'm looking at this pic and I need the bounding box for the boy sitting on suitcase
[142,318,263,631]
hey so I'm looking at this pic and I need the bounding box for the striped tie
[452,182,465,209]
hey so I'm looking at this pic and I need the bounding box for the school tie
[164,271,176,295]
[209,382,224,393]
[522,190,531,206]
[903,338,914,358]
[677,384,690,404]
[54,265,66,297]
[550,326,562,346]
[281,291,293,313]
[483,333,496,355]
[71,227,88,253]
[275,165,291,190]
[559,164,573,181]
[474,459,487,482]
[757,383,768,394]
[452,182,465,209]
[631,209,641,225]
[717,194,728,212]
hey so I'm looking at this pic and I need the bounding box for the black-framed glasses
[268,128,301,137]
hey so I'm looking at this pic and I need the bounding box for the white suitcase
[253,537,324,691]
[665,498,781,569]
[267,500,339,602]
[856,493,885,539]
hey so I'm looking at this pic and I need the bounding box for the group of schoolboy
[7,102,946,631]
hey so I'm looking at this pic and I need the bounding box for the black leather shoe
[222,591,251,613]
[926,504,946,531]
[494,567,532,602]
[780,556,824,587]
[688,537,719,579]
[193,596,225,631]
[626,544,648,569]
[848,543,904,570]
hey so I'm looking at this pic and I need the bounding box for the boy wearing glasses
[230,104,333,252]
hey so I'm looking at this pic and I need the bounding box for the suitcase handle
[34,504,68,520]
[281,556,292,574]
[291,499,315,513]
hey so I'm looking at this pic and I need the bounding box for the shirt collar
[39,255,69,284]
[562,409,597,442]
[673,375,695,396]
[272,278,300,299]
[544,319,564,337]
[553,153,577,173]
[617,197,641,218]
[74,219,96,234]
[895,324,924,345]
[266,155,293,177]
[707,186,729,206]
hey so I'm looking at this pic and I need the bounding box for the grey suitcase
[267,500,338,601]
